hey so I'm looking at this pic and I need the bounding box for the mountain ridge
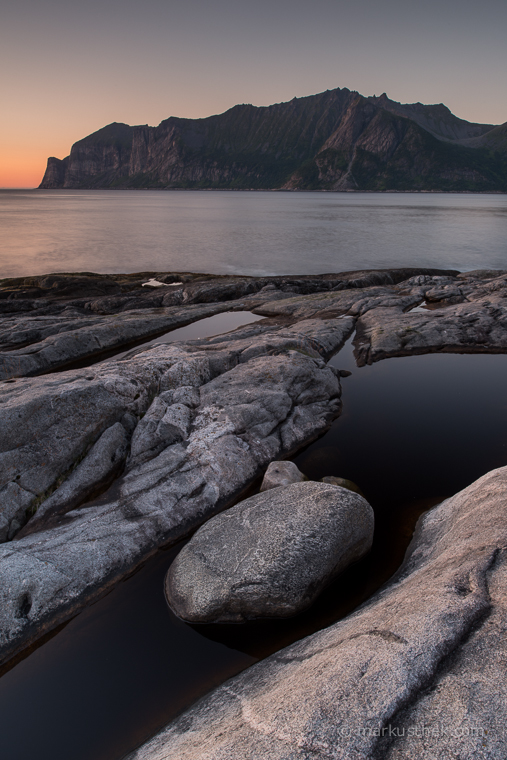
[39,87,507,192]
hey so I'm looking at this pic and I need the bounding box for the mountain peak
[39,87,506,192]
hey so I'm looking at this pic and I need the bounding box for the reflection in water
[1,347,507,760]
[109,310,264,363]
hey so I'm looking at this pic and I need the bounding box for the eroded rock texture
[0,267,458,379]
[0,316,345,664]
[129,465,507,760]
[353,271,507,365]
[2,265,507,671]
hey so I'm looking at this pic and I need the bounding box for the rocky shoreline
[1,267,507,757]
[130,464,507,759]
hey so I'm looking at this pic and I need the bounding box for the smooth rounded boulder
[165,481,374,623]
[260,460,308,491]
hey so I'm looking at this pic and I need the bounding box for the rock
[165,481,374,623]
[354,298,507,365]
[321,475,365,496]
[3,265,507,667]
[260,460,307,491]
[128,397,191,468]
[191,316,355,366]
[353,272,507,365]
[21,422,129,532]
[171,385,200,407]
[0,268,474,380]
[0,302,234,380]
[128,465,507,760]
[160,357,211,391]
[181,278,260,304]
[0,331,342,664]
[0,373,127,501]
[0,482,35,541]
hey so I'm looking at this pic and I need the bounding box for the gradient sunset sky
[2,0,506,188]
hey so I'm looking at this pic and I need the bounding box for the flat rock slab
[0,302,233,380]
[165,482,374,623]
[354,271,507,365]
[129,465,507,760]
[0,267,467,379]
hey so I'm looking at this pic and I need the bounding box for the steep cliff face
[40,156,69,188]
[39,87,507,191]
[57,123,135,188]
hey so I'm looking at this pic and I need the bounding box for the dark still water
[1,189,507,278]
[1,347,507,760]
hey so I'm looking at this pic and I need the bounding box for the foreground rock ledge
[0,317,346,664]
[129,465,507,760]
[2,266,507,665]
[165,482,374,623]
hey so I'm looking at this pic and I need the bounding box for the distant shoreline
[5,187,507,194]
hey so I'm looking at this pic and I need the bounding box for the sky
[1,0,506,188]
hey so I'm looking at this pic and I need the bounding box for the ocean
[1,189,506,278]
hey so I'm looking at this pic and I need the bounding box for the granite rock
[0,482,35,541]
[20,422,129,532]
[354,297,507,365]
[0,302,233,380]
[3,265,507,674]
[165,481,374,622]
[260,460,307,491]
[129,465,507,760]
[0,267,463,380]
[0,326,342,663]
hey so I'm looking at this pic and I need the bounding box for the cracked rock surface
[129,465,507,760]
[0,267,456,379]
[2,265,507,677]
[353,270,507,365]
[0,316,345,664]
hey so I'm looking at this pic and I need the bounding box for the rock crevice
[127,466,507,760]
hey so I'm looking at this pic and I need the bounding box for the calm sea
[1,189,506,278]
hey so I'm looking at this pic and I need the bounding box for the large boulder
[129,465,507,760]
[165,481,374,623]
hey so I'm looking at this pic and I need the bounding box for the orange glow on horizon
[0,165,45,189]
[0,145,61,189]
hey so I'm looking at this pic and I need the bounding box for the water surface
[1,190,506,278]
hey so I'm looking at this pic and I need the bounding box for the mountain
[39,88,507,192]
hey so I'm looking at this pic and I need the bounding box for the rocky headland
[1,266,507,757]
[38,87,507,192]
